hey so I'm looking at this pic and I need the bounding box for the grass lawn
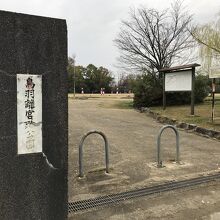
[151,94,220,131]
[68,93,134,99]
[69,93,134,109]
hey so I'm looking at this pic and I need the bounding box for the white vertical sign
[17,74,42,154]
[210,66,220,78]
[209,58,220,78]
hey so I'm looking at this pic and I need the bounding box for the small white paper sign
[165,70,192,92]
[209,58,220,78]
[17,74,42,154]
[209,66,220,78]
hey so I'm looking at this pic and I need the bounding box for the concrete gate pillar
[0,11,68,220]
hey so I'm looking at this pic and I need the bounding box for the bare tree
[114,1,193,75]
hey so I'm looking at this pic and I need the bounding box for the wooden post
[163,72,166,110]
[211,78,216,122]
[191,67,195,115]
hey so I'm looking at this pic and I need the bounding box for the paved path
[68,96,220,219]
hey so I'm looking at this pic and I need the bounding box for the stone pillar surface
[0,10,68,220]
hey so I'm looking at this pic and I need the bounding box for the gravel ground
[68,96,220,220]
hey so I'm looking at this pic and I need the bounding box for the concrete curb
[139,107,220,141]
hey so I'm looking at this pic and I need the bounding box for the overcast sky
[0,0,220,76]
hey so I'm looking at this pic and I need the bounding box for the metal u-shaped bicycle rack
[157,125,180,168]
[79,130,109,177]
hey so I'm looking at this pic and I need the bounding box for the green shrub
[133,74,209,108]
[194,74,210,102]
[133,74,163,108]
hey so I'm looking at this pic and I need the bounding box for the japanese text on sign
[17,74,42,154]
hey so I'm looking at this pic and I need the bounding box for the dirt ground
[68,95,220,220]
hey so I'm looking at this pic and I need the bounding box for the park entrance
[68,95,220,219]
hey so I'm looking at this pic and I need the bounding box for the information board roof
[160,63,200,72]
